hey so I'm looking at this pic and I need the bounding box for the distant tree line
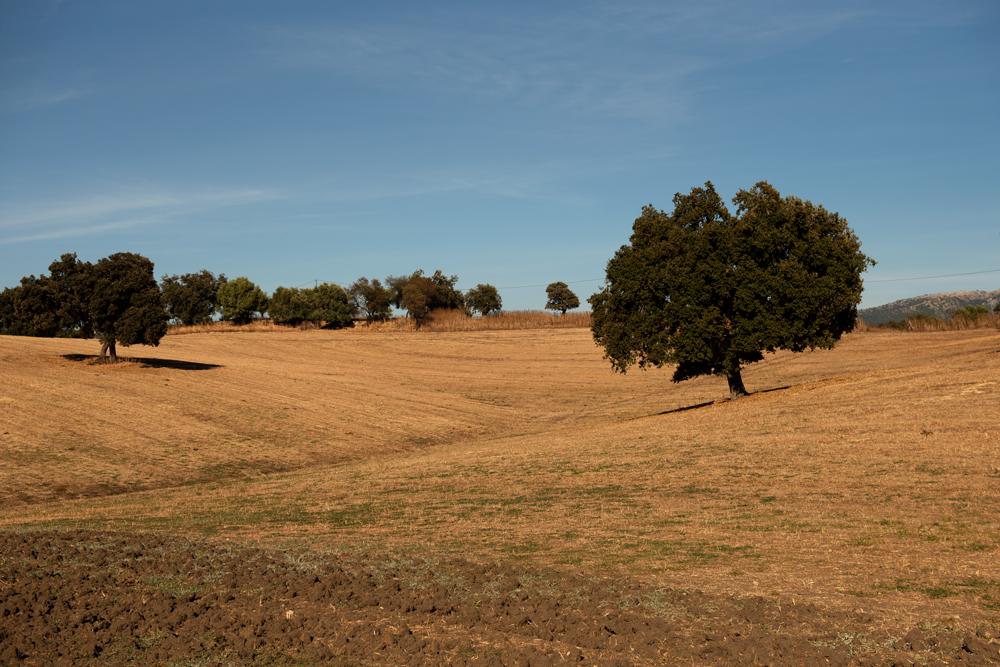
[1,251,585,359]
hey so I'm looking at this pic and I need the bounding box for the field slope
[1,328,999,665]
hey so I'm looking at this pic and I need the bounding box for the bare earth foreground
[1,327,998,666]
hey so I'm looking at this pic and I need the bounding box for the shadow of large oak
[60,354,221,371]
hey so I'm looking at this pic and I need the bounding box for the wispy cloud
[0,86,94,113]
[249,2,865,125]
[251,11,704,124]
[0,187,280,244]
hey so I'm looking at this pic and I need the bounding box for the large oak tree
[589,181,874,399]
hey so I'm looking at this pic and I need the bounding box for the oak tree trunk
[99,339,118,364]
[727,368,748,399]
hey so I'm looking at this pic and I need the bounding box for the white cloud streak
[0,187,280,245]
[0,87,94,113]
[248,2,864,124]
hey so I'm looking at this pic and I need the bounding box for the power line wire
[495,278,603,290]
[865,268,1000,283]
[289,268,1000,292]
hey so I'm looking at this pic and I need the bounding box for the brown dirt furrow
[3,530,999,666]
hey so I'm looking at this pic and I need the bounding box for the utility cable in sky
[865,268,1000,283]
[293,269,1000,292]
[495,278,603,290]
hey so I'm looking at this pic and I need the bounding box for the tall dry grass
[166,310,591,336]
[165,319,329,335]
[379,309,591,332]
[420,310,590,331]
[856,312,1000,333]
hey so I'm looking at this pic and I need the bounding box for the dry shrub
[856,312,999,333]
[408,309,591,332]
[167,311,594,334]
[166,319,326,335]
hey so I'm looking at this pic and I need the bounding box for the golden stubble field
[2,326,999,632]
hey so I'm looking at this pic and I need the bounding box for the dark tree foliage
[545,282,580,315]
[7,254,95,338]
[952,305,990,320]
[268,283,354,328]
[161,270,227,325]
[305,282,355,328]
[217,277,269,324]
[46,253,96,337]
[6,253,169,358]
[401,276,438,327]
[385,274,412,310]
[268,286,305,325]
[386,270,466,322]
[0,287,36,336]
[88,253,170,362]
[465,284,503,316]
[589,181,874,399]
[8,253,169,359]
[428,270,465,311]
[347,277,393,323]
[7,277,60,337]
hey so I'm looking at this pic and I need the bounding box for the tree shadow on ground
[658,401,717,415]
[60,354,221,371]
[656,386,791,415]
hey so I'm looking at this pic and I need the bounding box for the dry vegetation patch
[2,328,999,664]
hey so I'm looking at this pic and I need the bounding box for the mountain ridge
[859,288,1000,325]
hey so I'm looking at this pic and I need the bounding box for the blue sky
[1,0,998,311]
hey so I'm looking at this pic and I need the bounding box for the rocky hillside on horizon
[858,288,1000,325]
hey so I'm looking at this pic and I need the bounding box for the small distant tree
[304,282,354,328]
[429,270,465,311]
[465,284,502,316]
[994,302,1000,315]
[545,282,580,315]
[401,276,438,327]
[161,270,227,325]
[267,286,307,325]
[268,284,353,328]
[217,277,268,324]
[385,274,411,310]
[347,277,393,323]
[387,269,466,321]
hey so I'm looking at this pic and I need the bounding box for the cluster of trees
[173,269,516,328]
[0,253,168,362]
[1,249,587,358]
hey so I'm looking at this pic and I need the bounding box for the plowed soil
[4,531,998,666]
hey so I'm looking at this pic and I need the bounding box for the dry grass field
[1,325,999,664]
